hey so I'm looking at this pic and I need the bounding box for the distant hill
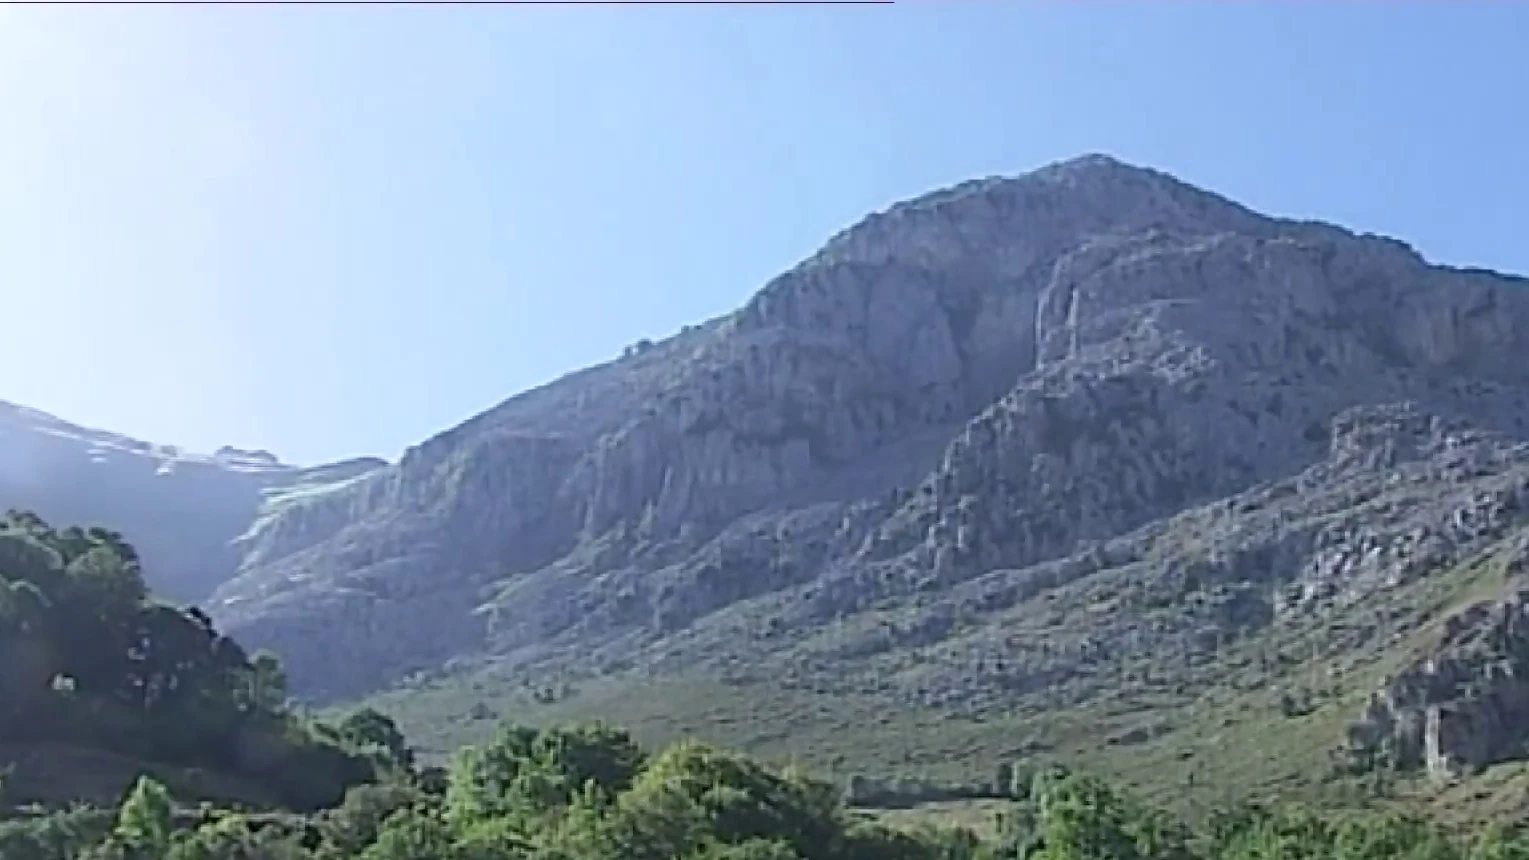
[0,400,384,603]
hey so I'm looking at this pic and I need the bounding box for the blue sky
[1,3,1525,466]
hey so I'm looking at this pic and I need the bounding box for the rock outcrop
[1348,539,1529,781]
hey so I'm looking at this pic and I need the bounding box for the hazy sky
[1,4,1525,466]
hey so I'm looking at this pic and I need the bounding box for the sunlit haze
[2,3,1525,465]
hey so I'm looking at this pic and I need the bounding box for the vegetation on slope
[0,511,384,811]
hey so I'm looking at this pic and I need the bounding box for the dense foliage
[0,511,376,810]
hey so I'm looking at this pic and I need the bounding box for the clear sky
[1,3,1525,466]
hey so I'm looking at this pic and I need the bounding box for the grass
[362,656,1376,822]
[860,799,1019,840]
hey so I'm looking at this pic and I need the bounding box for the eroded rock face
[196,154,1529,700]
[1349,570,1529,780]
[632,399,1529,716]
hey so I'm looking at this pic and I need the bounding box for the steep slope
[0,400,384,602]
[209,152,1529,722]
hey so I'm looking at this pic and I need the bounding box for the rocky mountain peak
[167,156,1529,707]
[805,153,1263,276]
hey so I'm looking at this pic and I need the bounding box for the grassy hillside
[358,530,1529,828]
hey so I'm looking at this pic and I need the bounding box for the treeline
[9,720,1529,860]
[0,511,388,810]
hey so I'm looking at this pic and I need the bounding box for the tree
[359,808,457,860]
[248,650,291,713]
[115,776,173,858]
[336,708,416,771]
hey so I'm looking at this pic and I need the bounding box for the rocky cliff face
[0,400,384,603]
[1348,534,1529,781]
[183,154,1529,705]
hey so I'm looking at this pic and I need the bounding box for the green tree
[359,808,456,860]
[247,650,291,713]
[115,776,173,858]
[335,708,416,770]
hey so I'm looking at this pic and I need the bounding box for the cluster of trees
[0,720,972,860]
[0,511,381,810]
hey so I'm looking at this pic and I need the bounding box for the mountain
[204,150,1529,695]
[0,400,385,603]
[11,153,1529,816]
